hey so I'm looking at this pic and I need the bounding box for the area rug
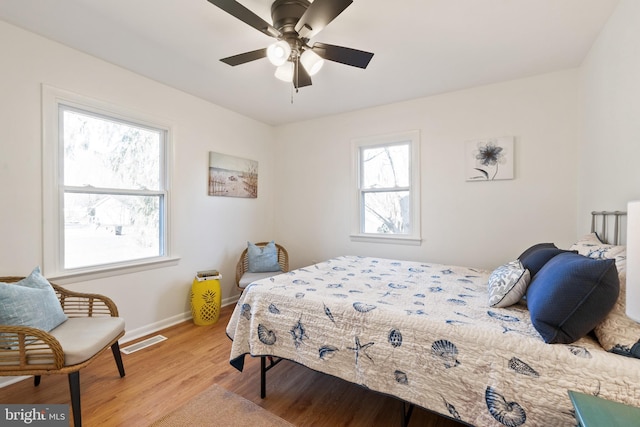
[149,384,295,427]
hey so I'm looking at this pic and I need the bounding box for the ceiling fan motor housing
[271,0,310,35]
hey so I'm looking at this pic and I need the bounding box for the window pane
[64,193,161,269]
[361,144,409,189]
[363,191,410,234]
[63,109,161,190]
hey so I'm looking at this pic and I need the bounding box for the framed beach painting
[208,152,258,198]
[465,136,514,181]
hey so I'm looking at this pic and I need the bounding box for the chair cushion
[247,241,281,273]
[239,271,284,289]
[49,317,125,366]
[0,267,67,332]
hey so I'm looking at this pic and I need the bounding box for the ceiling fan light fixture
[300,49,324,76]
[267,40,291,66]
[274,61,294,82]
[209,0,374,89]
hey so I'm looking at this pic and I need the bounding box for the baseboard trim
[121,312,190,343]
[121,295,239,343]
[0,376,29,388]
[222,295,240,309]
[0,294,241,388]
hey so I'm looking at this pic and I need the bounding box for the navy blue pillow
[518,243,557,260]
[526,252,620,344]
[519,246,575,277]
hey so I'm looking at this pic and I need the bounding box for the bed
[226,213,640,426]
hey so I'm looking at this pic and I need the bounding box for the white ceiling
[0,0,619,126]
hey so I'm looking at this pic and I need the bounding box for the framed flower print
[465,136,514,181]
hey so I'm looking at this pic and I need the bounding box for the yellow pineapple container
[190,273,221,326]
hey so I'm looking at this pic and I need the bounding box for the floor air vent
[120,335,167,354]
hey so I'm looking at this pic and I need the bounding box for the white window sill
[45,256,181,285]
[350,234,422,246]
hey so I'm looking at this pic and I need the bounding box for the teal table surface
[568,390,640,427]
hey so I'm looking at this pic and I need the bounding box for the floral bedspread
[226,256,640,426]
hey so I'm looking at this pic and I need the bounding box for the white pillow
[570,233,626,273]
[488,260,531,308]
[571,234,639,358]
[593,274,640,359]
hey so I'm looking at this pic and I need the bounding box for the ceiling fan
[207,0,374,89]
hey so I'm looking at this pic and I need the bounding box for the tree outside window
[352,131,421,244]
[61,107,166,269]
[42,85,172,279]
[361,144,410,234]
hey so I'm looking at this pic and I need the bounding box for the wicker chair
[235,242,289,292]
[0,276,125,427]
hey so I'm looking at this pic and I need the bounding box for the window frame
[42,85,178,283]
[350,130,421,245]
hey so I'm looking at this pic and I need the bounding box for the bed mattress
[226,256,640,426]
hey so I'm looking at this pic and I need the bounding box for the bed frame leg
[401,401,414,427]
[260,356,267,398]
[260,356,283,399]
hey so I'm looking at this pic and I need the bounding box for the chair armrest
[52,284,119,317]
[236,248,249,287]
[0,325,65,371]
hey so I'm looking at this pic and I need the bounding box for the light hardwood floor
[0,304,462,427]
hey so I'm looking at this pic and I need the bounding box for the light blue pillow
[0,267,68,332]
[247,241,281,273]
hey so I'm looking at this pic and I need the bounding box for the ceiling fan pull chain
[295,56,300,94]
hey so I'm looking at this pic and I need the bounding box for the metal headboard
[591,210,627,245]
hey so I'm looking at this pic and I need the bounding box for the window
[351,130,421,244]
[42,86,174,280]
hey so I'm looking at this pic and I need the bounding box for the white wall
[578,0,640,233]
[1,0,635,345]
[0,21,275,338]
[274,70,580,270]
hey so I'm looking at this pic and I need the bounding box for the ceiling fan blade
[294,61,312,88]
[207,0,282,38]
[220,48,268,66]
[312,42,374,69]
[295,0,353,39]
